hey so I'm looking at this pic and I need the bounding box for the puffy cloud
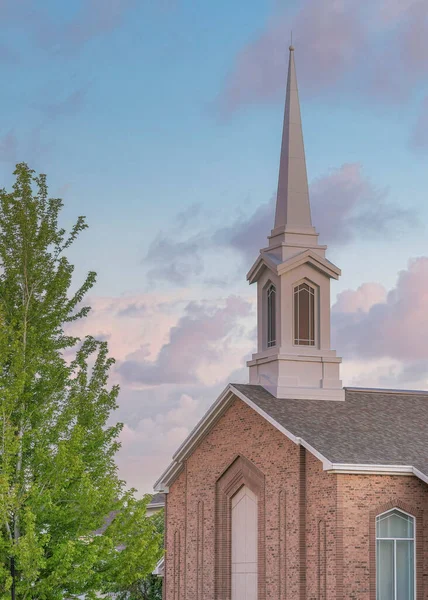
[333,282,387,314]
[64,291,253,492]
[311,164,414,245]
[65,292,191,370]
[218,0,366,113]
[32,0,137,54]
[144,164,414,286]
[217,0,428,113]
[145,235,205,285]
[214,195,275,262]
[116,295,253,386]
[216,163,413,261]
[0,0,138,56]
[332,257,428,362]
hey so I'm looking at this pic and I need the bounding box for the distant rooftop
[148,492,165,507]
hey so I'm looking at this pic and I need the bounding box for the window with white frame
[293,282,315,346]
[376,509,415,600]
[267,284,276,348]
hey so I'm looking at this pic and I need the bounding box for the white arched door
[231,486,258,600]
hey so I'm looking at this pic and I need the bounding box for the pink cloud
[217,0,428,113]
[333,282,387,314]
[117,295,252,385]
[218,0,366,113]
[215,163,413,260]
[333,257,428,361]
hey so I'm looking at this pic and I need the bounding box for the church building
[154,46,428,600]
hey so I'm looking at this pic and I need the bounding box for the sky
[1,0,428,494]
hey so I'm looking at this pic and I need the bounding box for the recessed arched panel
[231,486,258,600]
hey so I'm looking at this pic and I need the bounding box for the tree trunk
[11,556,15,600]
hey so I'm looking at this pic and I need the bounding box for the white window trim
[375,507,416,600]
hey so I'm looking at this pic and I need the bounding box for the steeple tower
[247,46,344,401]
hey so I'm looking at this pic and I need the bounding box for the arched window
[267,284,276,348]
[294,283,315,346]
[376,509,415,600]
[231,486,258,600]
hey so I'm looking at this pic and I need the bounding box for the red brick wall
[305,450,337,600]
[339,474,428,600]
[165,396,339,599]
[164,395,428,599]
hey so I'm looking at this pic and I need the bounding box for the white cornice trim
[276,249,340,279]
[247,248,341,284]
[345,386,428,396]
[326,463,428,484]
[326,463,413,475]
[153,385,428,492]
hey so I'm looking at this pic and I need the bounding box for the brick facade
[164,395,428,599]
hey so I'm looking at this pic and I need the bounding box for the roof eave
[153,384,236,491]
[277,249,341,280]
[247,253,279,284]
[153,384,428,493]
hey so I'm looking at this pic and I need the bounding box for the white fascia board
[412,467,428,484]
[277,250,341,280]
[153,385,235,491]
[247,253,279,284]
[172,386,234,462]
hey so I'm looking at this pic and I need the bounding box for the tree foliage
[111,509,164,600]
[0,164,162,599]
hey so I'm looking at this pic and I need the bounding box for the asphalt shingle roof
[232,384,428,477]
[148,492,165,506]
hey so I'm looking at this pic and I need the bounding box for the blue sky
[1,0,428,492]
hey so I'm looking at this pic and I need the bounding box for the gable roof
[154,384,428,492]
[247,248,340,285]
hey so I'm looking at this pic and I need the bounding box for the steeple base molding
[248,353,345,401]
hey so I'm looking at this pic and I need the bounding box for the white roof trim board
[154,384,428,493]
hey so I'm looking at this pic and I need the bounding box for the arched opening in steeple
[293,281,315,346]
[266,283,276,348]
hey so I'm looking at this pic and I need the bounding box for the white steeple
[247,46,344,401]
[274,46,313,233]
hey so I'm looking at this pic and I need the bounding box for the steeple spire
[274,46,313,233]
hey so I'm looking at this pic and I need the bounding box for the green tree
[111,509,164,600]
[0,164,162,599]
